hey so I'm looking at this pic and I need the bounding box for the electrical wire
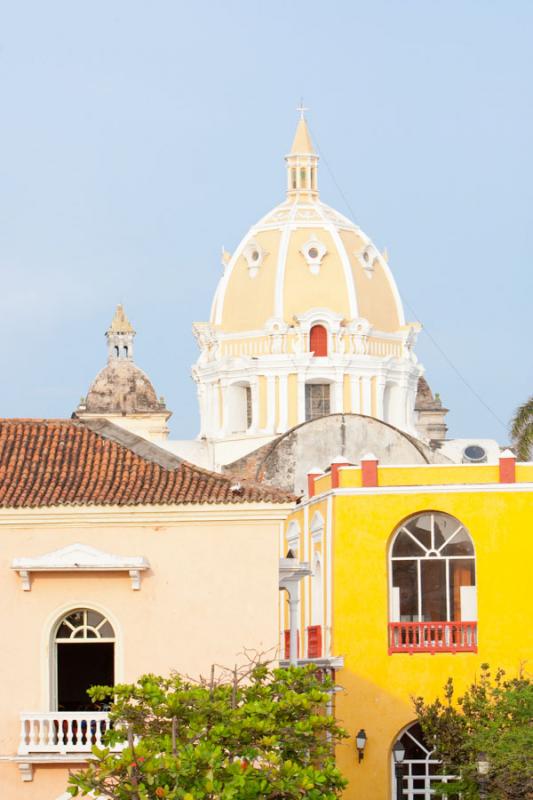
[308,122,508,434]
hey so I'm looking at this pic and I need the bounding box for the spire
[106,304,136,362]
[286,104,319,199]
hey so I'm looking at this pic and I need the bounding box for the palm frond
[510,396,533,460]
[510,396,533,439]
[514,423,533,461]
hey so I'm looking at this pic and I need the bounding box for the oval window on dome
[251,250,260,262]
[308,247,319,260]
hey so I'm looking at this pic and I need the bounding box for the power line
[308,122,508,434]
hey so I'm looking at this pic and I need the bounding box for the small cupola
[285,106,319,199]
[106,304,135,362]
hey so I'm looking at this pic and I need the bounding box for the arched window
[54,609,115,710]
[383,381,403,427]
[392,723,456,799]
[389,513,477,653]
[226,382,253,433]
[310,324,328,356]
[305,382,330,421]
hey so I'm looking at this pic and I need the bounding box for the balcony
[18,712,118,755]
[388,621,477,654]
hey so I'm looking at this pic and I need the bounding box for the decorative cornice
[302,482,533,508]
[0,502,295,529]
[12,543,150,591]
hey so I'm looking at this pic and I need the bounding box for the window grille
[305,383,330,421]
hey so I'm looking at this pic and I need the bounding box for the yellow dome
[211,117,405,335]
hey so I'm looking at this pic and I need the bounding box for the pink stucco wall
[0,512,283,797]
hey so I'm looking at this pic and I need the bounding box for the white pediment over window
[12,543,150,591]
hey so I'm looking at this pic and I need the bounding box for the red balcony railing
[284,629,300,660]
[388,621,477,654]
[306,625,322,658]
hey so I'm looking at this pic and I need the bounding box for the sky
[0,0,531,442]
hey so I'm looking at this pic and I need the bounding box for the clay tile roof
[0,419,295,509]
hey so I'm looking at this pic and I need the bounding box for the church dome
[84,360,164,414]
[210,116,405,334]
[76,306,170,443]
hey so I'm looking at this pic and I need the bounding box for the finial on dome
[108,304,135,335]
[106,305,135,362]
[290,104,316,155]
[286,105,319,198]
[296,99,309,120]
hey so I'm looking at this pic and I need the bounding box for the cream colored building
[0,419,292,797]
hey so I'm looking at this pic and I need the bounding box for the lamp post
[477,752,490,800]
[393,739,406,800]
[355,729,367,763]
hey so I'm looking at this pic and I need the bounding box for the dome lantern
[285,106,319,200]
[106,304,135,362]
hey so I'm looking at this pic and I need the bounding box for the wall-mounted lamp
[355,728,367,762]
[392,740,406,800]
[392,740,405,765]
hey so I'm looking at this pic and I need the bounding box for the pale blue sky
[0,1,531,441]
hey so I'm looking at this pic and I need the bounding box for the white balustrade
[18,712,117,755]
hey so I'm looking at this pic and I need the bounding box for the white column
[266,375,276,433]
[362,376,372,416]
[197,383,207,437]
[288,585,300,666]
[278,373,288,432]
[211,383,220,436]
[250,379,259,433]
[332,376,344,413]
[351,375,360,413]
[376,375,386,421]
[297,375,306,423]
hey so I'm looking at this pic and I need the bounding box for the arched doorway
[392,722,456,798]
[53,609,115,711]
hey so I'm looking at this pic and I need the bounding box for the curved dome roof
[84,360,165,415]
[210,117,406,334]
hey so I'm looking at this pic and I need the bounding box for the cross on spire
[296,99,309,120]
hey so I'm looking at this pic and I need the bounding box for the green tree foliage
[68,661,348,800]
[413,664,533,799]
[510,396,533,461]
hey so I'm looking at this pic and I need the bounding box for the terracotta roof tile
[0,420,294,509]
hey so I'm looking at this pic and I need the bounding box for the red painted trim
[499,457,516,483]
[388,621,477,654]
[361,459,378,487]
[284,629,300,659]
[307,625,322,658]
[331,462,350,489]
[308,473,317,497]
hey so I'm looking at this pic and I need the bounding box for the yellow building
[282,451,533,799]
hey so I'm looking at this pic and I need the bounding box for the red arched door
[310,325,328,356]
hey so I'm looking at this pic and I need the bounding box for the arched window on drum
[388,512,477,654]
[309,324,328,357]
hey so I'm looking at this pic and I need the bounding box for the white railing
[18,712,119,755]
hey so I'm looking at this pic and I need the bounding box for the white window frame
[44,602,122,712]
[391,722,456,799]
[389,512,476,624]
